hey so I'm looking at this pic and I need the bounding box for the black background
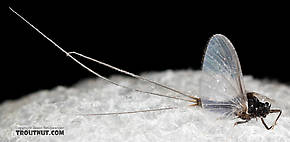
[5,2,289,103]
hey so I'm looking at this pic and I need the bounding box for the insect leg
[234,120,249,126]
[261,109,281,130]
[261,118,271,130]
[270,109,282,125]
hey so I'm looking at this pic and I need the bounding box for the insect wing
[200,34,247,117]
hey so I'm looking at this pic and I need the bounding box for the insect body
[246,92,271,119]
[235,92,282,129]
[200,35,282,130]
[9,7,282,130]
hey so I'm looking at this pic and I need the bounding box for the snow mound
[1,70,289,142]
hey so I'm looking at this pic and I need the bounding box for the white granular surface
[0,70,289,142]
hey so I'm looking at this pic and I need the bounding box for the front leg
[270,109,282,126]
[261,109,282,130]
[261,118,272,130]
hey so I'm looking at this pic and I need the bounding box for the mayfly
[9,7,282,130]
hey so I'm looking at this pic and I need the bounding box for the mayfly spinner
[10,7,282,130]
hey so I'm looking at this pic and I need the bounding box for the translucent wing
[200,34,247,117]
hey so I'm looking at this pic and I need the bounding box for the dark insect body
[234,92,282,130]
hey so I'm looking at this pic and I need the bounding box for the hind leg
[234,120,249,126]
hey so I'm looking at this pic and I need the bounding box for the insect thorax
[246,92,271,118]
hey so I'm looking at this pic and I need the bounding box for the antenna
[9,7,200,104]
